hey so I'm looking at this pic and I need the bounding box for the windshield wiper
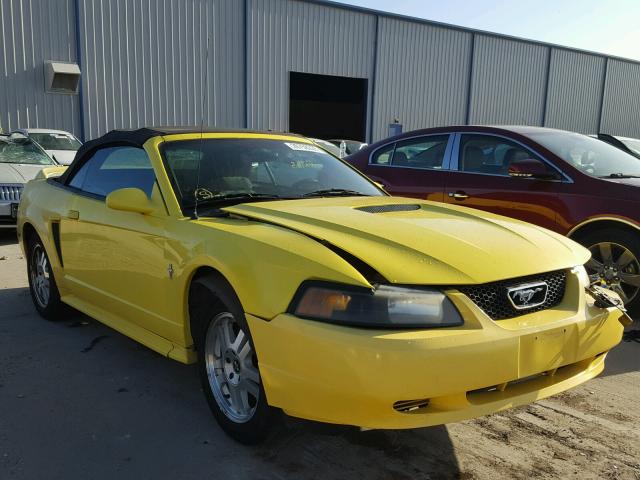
[190,192,288,209]
[195,192,288,205]
[302,188,368,197]
[189,193,290,219]
[600,173,640,179]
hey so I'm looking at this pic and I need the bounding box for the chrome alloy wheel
[30,244,51,308]
[204,312,261,423]
[586,241,640,305]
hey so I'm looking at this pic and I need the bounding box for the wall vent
[45,61,81,94]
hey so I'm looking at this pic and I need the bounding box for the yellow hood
[223,196,589,285]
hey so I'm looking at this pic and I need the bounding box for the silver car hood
[46,150,76,165]
[0,163,50,183]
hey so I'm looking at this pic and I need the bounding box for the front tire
[190,275,277,444]
[577,228,640,314]
[26,235,65,321]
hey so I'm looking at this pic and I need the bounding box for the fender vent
[393,398,430,413]
[51,222,63,267]
[356,204,421,214]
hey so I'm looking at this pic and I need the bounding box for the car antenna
[192,35,210,220]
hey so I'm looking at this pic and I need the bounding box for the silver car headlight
[289,282,463,328]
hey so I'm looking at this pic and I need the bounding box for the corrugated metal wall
[3,0,640,143]
[247,0,376,133]
[600,59,640,138]
[0,0,80,135]
[372,18,472,140]
[544,49,605,134]
[77,0,244,140]
[469,35,549,126]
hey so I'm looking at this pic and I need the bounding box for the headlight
[289,282,464,328]
[572,265,591,287]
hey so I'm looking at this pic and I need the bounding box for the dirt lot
[0,230,638,480]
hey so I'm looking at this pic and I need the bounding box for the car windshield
[528,130,640,178]
[0,138,55,165]
[161,138,383,209]
[619,137,640,156]
[30,132,81,151]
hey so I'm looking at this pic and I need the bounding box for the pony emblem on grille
[507,282,548,310]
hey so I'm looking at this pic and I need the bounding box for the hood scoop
[356,204,421,214]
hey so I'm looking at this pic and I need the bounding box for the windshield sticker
[284,142,323,153]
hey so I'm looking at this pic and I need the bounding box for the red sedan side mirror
[508,159,558,180]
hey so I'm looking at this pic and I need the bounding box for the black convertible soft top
[60,126,297,184]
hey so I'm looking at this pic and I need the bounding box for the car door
[362,134,453,202]
[443,133,567,232]
[59,146,177,341]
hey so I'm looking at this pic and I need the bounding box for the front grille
[458,270,567,320]
[0,184,22,202]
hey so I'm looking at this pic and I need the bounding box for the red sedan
[348,125,640,311]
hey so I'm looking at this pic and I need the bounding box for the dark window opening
[289,72,367,142]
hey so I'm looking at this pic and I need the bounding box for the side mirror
[106,188,154,214]
[508,159,558,180]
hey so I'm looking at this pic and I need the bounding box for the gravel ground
[0,230,638,480]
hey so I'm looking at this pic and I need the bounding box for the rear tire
[576,228,640,315]
[26,235,65,321]
[190,274,278,444]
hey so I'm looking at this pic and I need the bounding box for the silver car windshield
[30,132,81,151]
[0,138,55,165]
[528,130,640,178]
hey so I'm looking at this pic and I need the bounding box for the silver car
[1,133,57,228]
[327,139,368,157]
[14,128,81,165]
[309,138,343,158]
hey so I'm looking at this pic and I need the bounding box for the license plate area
[11,203,18,219]
[519,325,578,377]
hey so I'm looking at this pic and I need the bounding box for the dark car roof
[75,126,296,157]
[359,125,583,154]
[418,125,573,137]
[495,125,576,136]
[61,126,301,184]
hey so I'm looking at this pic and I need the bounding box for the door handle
[67,210,79,220]
[448,191,469,201]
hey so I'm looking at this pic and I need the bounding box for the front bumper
[0,201,18,228]
[247,272,625,429]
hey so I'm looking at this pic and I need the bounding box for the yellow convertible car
[17,128,629,444]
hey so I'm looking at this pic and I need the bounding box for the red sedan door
[443,133,567,233]
[355,134,453,202]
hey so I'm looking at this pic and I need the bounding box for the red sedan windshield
[528,130,640,178]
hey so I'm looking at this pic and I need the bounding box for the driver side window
[68,147,156,198]
[458,134,550,177]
